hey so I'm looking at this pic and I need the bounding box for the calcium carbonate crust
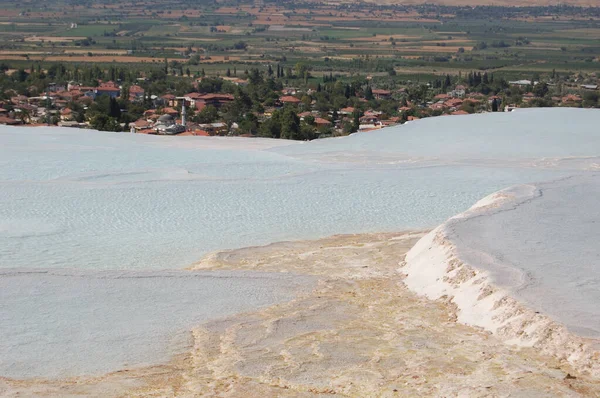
[401,185,600,377]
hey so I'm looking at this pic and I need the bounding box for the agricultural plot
[0,0,598,79]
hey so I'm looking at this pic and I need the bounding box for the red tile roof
[280,96,301,103]
[180,129,210,136]
[199,93,234,101]
[562,94,582,102]
[129,85,144,93]
[451,110,470,115]
[0,116,22,125]
[96,87,120,92]
[161,107,179,115]
[444,98,464,108]
[372,89,391,95]
[185,92,204,99]
[314,117,332,125]
[133,119,152,128]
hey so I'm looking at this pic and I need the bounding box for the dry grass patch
[24,36,86,42]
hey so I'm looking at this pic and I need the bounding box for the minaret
[181,100,186,129]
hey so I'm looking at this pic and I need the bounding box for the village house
[262,107,276,118]
[57,120,85,128]
[11,95,29,105]
[60,108,74,121]
[144,109,157,118]
[380,116,401,127]
[47,83,66,93]
[358,122,382,132]
[195,93,234,111]
[183,92,234,111]
[561,94,583,105]
[161,94,177,107]
[129,119,153,132]
[279,95,301,105]
[128,85,145,101]
[430,102,447,111]
[467,92,485,100]
[0,115,22,125]
[372,89,392,100]
[281,87,300,96]
[183,92,204,108]
[222,77,248,86]
[360,114,380,125]
[177,129,211,137]
[581,84,598,90]
[523,92,536,102]
[449,85,466,98]
[313,117,332,128]
[94,81,121,98]
[197,122,228,135]
[54,91,74,102]
[444,98,464,110]
[298,111,313,119]
[160,107,179,117]
[451,110,470,115]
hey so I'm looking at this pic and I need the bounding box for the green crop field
[0,0,598,82]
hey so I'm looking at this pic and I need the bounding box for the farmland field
[0,0,598,81]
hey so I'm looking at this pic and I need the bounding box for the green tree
[583,91,599,108]
[532,82,549,98]
[90,114,121,131]
[188,54,201,65]
[195,105,219,123]
[294,62,310,79]
[109,97,121,119]
[258,110,282,138]
[300,122,317,140]
[239,113,258,135]
[120,85,130,102]
[280,107,300,139]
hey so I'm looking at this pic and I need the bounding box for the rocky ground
[2,232,599,397]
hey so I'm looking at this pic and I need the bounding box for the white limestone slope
[401,176,600,376]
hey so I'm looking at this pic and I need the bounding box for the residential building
[372,89,392,100]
